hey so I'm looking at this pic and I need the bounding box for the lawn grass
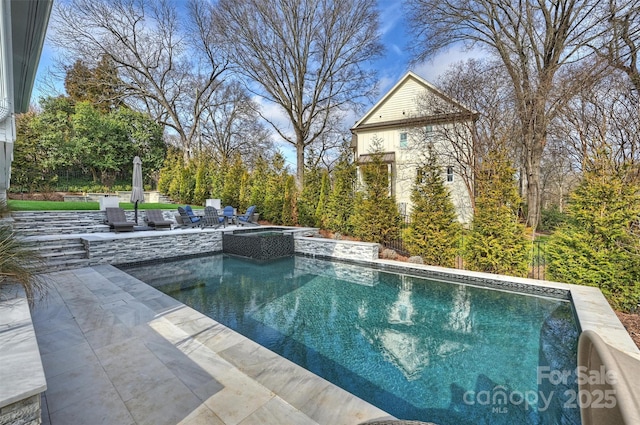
[7,200,191,211]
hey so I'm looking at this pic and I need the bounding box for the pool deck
[33,265,394,425]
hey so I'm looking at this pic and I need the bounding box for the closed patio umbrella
[130,156,144,224]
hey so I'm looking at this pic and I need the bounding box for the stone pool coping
[0,286,46,422]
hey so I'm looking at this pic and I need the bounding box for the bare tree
[427,59,519,211]
[212,0,383,188]
[198,81,273,166]
[51,0,229,161]
[596,0,640,92]
[406,0,607,229]
[553,69,640,173]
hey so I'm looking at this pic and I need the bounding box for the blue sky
[31,1,484,166]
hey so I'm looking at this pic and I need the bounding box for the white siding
[360,77,427,126]
[353,72,475,224]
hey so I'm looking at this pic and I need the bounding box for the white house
[0,0,52,204]
[351,71,477,223]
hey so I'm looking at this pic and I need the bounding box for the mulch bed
[615,311,640,350]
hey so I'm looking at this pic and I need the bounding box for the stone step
[35,258,92,273]
[39,250,87,259]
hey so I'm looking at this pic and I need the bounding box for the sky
[31,1,484,167]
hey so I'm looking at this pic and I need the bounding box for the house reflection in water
[357,276,472,381]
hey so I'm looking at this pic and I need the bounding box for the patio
[33,265,393,425]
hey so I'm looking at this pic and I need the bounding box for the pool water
[123,254,580,425]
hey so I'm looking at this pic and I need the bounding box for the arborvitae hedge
[547,158,640,312]
[349,148,401,244]
[403,148,461,267]
[464,149,529,277]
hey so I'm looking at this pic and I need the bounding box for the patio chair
[105,207,135,232]
[200,206,224,229]
[144,209,173,230]
[222,205,236,226]
[237,205,258,226]
[177,206,201,228]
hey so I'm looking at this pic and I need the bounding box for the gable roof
[351,71,478,132]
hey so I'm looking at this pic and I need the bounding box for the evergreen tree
[209,161,224,200]
[281,175,297,225]
[315,170,330,228]
[325,151,356,234]
[158,148,183,199]
[403,147,461,267]
[238,171,251,211]
[298,161,322,227]
[13,111,47,191]
[178,162,196,203]
[547,156,640,312]
[349,143,401,244]
[464,149,529,277]
[221,154,245,207]
[263,153,288,223]
[193,158,209,205]
[249,155,269,216]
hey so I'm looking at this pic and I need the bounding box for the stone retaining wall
[294,237,379,262]
[0,395,41,425]
[82,230,223,266]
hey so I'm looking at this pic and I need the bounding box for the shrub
[349,143,401,244]
[547,159,640,312]
[464,149,529,277]
[539,205,567,233]
[403,146,461,268]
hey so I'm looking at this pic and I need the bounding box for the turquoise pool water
[123,254,580,425]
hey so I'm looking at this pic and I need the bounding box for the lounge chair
[105,207,135,232]
[200,206,224,229]
[177,206,202,228]
[237,205,258,226]
[222,205,235,225]
[144,210,173,230]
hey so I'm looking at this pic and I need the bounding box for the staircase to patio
[21,235,90,272]
[9,211,112,271]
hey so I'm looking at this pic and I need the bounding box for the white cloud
[412,46,487,84]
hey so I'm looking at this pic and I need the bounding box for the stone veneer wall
[294,237,379,262]
[0,395,41,425]
[83,231,223,265]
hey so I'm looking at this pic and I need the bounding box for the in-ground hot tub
[222,228,294,260]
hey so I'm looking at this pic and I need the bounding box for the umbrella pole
[135,201,139,224]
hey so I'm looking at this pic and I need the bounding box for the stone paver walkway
[33,265,393,425]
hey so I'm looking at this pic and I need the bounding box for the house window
[425,125,433,135]
[446,166,454,182]
[399,132,408,148]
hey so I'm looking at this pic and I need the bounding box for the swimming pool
[123,254,580,424]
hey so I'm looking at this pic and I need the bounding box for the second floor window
[446,166,454,182]
[400,132,408,148]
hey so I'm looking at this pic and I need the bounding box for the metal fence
[383,215,548,280]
